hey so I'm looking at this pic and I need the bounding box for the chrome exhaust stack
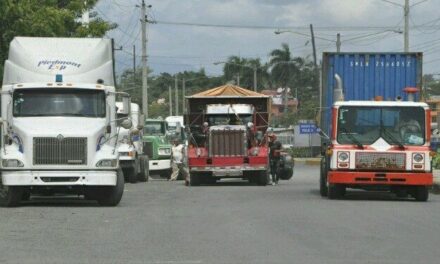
[334,74,344,102]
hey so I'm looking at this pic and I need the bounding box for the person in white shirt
[170,139,187,184]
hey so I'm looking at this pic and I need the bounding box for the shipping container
[320,52,423,136]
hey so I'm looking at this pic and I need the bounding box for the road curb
[294,158,321,166]
[432,170,440,194]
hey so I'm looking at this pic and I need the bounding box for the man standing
[169,139,189,185]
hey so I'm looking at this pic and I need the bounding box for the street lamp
[213,61,258,91]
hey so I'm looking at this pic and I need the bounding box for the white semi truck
[0,37,131,206]
[116,102,149,183]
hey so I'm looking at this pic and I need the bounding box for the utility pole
[141,0,149,117]
[253,66,257,91]
[81,1,89,28]
[336,33,341,52]
[182,78,186,114]
[236,74,240,86]
[175,75,178,115]
[310,24,317,68]
[169,85,172,116]
[404,0,409,52]
[132,45,136,88]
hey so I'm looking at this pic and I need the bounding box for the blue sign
[299,123,318,134]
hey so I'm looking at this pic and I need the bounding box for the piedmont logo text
[37,60,81,71]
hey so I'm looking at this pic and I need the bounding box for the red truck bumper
[328,171,433,186]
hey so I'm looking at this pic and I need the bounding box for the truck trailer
[319,52,432,201]
[185,85,271,186]
[0,37,131,206]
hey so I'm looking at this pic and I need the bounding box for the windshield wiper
[339,127,363,149]
[380,121,404,149]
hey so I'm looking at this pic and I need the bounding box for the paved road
[1,164,439,264]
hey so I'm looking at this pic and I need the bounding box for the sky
[94,0,440,77]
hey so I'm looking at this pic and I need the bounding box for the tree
[269,43,301,87]
[0,0,116,82]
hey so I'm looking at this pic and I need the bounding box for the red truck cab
[320,100,433,201]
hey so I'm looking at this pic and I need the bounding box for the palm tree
[269,43,302,88]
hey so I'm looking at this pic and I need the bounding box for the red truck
[185,85,271,186]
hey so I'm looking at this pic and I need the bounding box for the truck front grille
[33,137,87,165]
[210,129,246,157]
[355,152,405,171]
[143,142,153,157]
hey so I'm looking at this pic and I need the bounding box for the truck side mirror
[121,119,133,129]
[121,96,131,115]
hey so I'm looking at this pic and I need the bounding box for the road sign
[299,123,318,134]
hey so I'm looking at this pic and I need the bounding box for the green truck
[142,118,172,178]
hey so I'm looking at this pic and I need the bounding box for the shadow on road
[311,188,433,202]
[20,196,101,207]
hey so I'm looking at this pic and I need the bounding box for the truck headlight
[338,152,349,162]
[413,153,424,163]
[158,148,171,155]
[119,151,135,157]
[2,159,24,168]
[96,159,117,167]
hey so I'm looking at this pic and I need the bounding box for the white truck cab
[116,102,149,183]
[0,37,130,206]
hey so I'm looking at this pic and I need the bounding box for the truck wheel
[123,167,137,184]
[328,184,345,200]
[413,186,429,202]
[257,171,268,186]
[0,185,23,207]
[190,173,200,186]
[320,158,328,197]
[97,169,125,206]
[137,156,149,182]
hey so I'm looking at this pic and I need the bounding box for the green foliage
[0,0,115,83]
[432,151,440,169]
[148,103,169,119]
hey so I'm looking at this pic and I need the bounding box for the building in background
[426,96,440,128]
[261,88,298,117]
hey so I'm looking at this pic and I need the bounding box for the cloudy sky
[95,0,440,76]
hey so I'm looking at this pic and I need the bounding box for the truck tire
[123,166,137,184]
[137,156,149,182]
[190,173,200,186]
[257,171,268,186]
[413,186,429,202]
[97,169,124,206]
[320,158,328,197]
[328,184,345,200]
[0,185,23,207]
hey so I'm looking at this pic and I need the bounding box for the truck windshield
[144,122,165,135]
[13,88,106,118]
[337,106,425,146]
[208,114,252,126]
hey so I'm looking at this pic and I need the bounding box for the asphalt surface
[1,164,440,264]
